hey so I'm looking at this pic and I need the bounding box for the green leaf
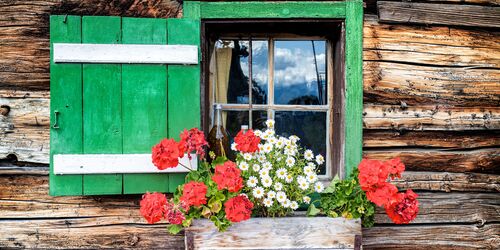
[167,224,183,235]
[306,204,321,216]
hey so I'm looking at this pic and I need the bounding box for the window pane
[223,110,267,139]
[274,40,327,105]
[251,40,268,104]
[212,40,268,105]
[275,111,327,174]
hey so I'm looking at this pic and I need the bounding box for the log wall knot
[0,105,10,116]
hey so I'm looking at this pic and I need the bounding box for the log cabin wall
[0,0,498,248]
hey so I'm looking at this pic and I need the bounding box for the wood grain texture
[186,217,361,249]
[374,192,500,224]
[363,105,500,131]
[391,171,500,192]
[363,224,500,249]
[378,1,500,28]
[364,130,500,149]
[364,148,500,173]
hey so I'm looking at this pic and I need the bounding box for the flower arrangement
[314,158,419,226]
[232,119,325,217]
[139,120,419,234]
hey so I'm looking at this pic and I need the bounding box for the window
[203,21,343,179]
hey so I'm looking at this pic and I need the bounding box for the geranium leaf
[306,204,321,216]
[167,224,183,235]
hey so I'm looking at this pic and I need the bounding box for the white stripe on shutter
[53,154,197,174]
[53,43,198,64]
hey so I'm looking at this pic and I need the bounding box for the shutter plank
[49,15,83,196]
[122,17,170,194]
[167,18,201,192]
[82,16,123,195]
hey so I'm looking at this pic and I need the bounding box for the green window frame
[187,0,364,177]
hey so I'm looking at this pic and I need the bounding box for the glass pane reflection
[274,40,327,105]
[275,111,327,174]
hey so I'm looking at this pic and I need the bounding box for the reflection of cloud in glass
[274,45,325,86]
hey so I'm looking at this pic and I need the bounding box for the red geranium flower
[165,202,186,225]
[152,138,185,170]
[385,189,419,224]
[358,159,390,192]
[179,128,208,160]
[385,157,405,179]
[234,129,260,153]
[366,182,399,207]
[224,195,254,223]
[212,161,243,192]
[140,192,167,224]
[180,181,208,210]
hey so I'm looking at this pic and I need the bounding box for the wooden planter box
[185,217,362,250]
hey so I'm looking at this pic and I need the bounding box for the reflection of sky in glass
[240,41,268,104]
[274,41,326,105]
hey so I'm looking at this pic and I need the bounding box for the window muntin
[210,37,333,178]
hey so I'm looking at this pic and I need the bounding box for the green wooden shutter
[49,16,200,196]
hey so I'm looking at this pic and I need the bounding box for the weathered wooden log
[374,192,500,224]
[364,62,500,107]
[363,105,499,131]
[390,171,499,193]
[377,1,500,28]
[364,130,500,149]
[0,92,50,163]
[364,148,500,173]
[364,15,500,67]
[363,224,500,249]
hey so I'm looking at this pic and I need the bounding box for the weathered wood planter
[185,217,362,250]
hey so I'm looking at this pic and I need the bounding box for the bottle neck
[215,106,223,139]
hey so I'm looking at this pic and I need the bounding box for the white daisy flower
[303,196,311,204]
[268,136,277,145]
[304,149,314,161]
[307,173,318,183]
[303,165,314,175]
[267,190,276,199]
[247,176,258,187]
[265,119,275,128]
[285,174,294,183]
[282,199,291,208]
[252,164,261,172]
[273,182,283,191]
[264,129,275,137]
[298,181,309,190]
[316,154,325,165]
[259,168,270,177]
[289,135,300,144]
[307,162,316,169]
[261,176,273,187]
[258,144,265,151]
[314,182,325,193]
[262,143,273,153]
[276,168,287,179]
[253,186,265,198]
[297,175,307,184]
[239,161,249,171]
[276,138,286,148]
[254,130,263,137]
[257,154,266,163]
[290,201,299,210]
[263,198,273,207]
[262,162,272,169]
[262,133,270,140]
[285,157,295,167]
[276,191,287,203]
[231,142,238,151]
[243,153,253,161]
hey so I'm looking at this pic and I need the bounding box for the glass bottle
[208,104,230,160]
